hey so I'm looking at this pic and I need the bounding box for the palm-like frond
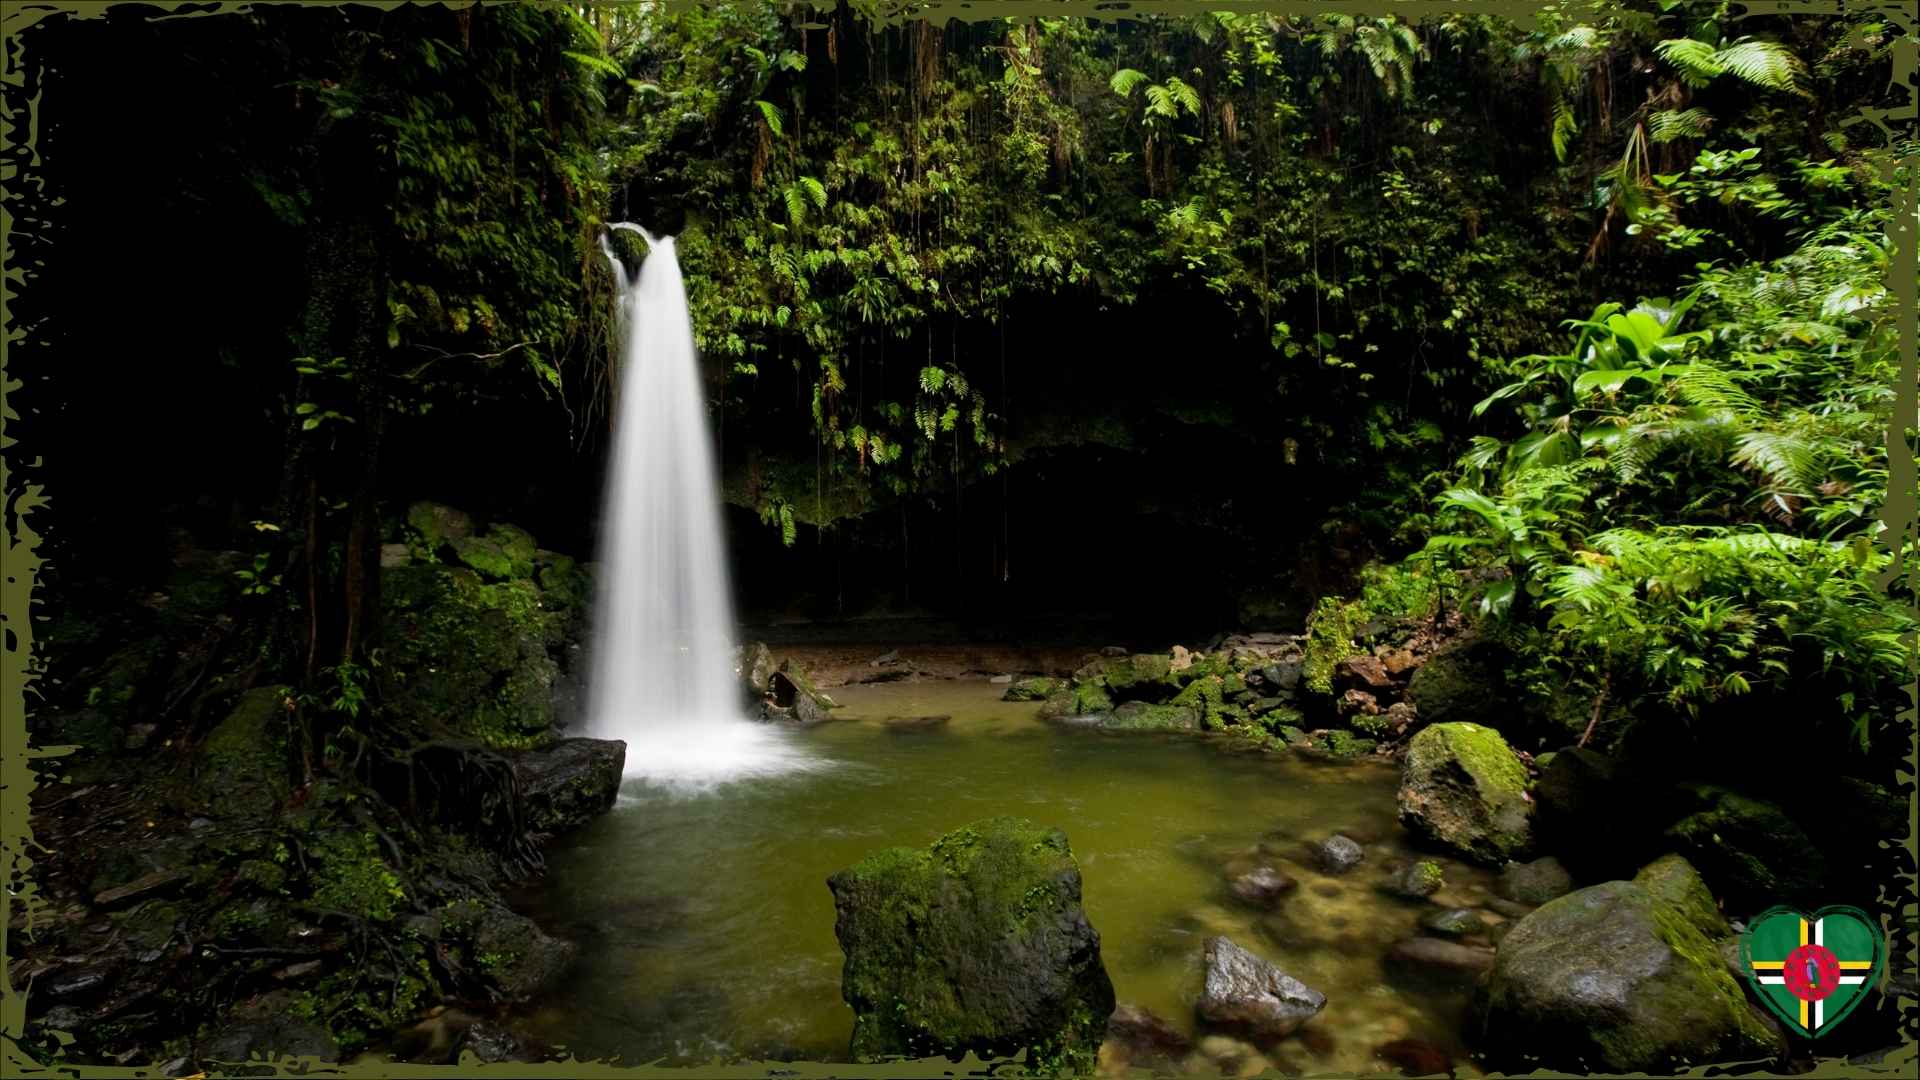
[1714,39,1809,96]
[1109,68,1148,97]
[1648,107,1713,143]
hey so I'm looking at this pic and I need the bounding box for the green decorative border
[2,1,1915,1078]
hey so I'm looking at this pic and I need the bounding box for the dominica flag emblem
[1739,906,1883,1037]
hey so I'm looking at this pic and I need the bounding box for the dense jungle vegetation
[7,0,1916,1070]
[19,0,1909,762]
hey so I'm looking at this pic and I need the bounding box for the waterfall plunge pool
[513,679,1497,1077]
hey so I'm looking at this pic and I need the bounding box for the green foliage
[1419,157,1908,752]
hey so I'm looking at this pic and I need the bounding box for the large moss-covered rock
[827,817,1116,1073]
[1633,854,1729,940]
[1662,785,1822,912]
[1100,654,1176,702]
[1404,634,1508,728]
[405,501,474,557]
[380,563,573,749]
[1396,722,1532,866]
[1474,881,1783,1073]
[196,686,292,819]
[509,738,625,836]
[486,524,539,579]
[1103,702,1198,732]
[1004,677,1067,702]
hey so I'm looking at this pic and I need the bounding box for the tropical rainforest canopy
[22,1,1909,749]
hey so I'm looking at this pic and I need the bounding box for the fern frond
[1552,99,1579,163]
[755,99,785,138]
[1714,38,1809,96]
[1110,68,1148,97]
[1732,430,1828,493]
[1648,107,1713,143]
[1654,38,1721,85]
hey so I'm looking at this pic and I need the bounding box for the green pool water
[516,680,1498,1076]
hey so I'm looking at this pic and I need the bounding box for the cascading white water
[587,223,818,791]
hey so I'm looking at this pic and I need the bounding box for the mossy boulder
[450,536,515,581]
[405,501,474,558]
[1069,680,1114,717]
[1396,723,1532,866]
[486,524,539,579]
[1100,654,1176,702]
[1633,855,1729,940]
[534,551,590,610]
[1104,702,1198,732]
[196,686,292,819]
[380,565,569,749]
[1004,677,1067,702]
[1662,785,1822,912]
[768,661,837,723]
[826,817,1116,1073]
[1474,880,1784,1073]
[1404,634,1509,728]
[509,738,626,836]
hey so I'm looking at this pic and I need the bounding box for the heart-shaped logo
[1738,905,1884,1038]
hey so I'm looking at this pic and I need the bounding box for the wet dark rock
[1403,634,1510,728]
[1197,936,1325,1041]
[271,959,323,983]
[1485,897,1536,919]
[1662,784,1822,911]
[45,965,115,1003]
[769,662,836,723]
[39,1005,89,1032]
[1497,856,1573,905]
[1228,866,1297,908]
[205,1014,340,1065]
[1313,835,1365,874]
[884,714,951,733]
[1261,661,1304,694]
[1104,1003,1190,1069]
[1384,860,1445,900]
[1337,654,1392,691]
[457,1021,529,1064]
[1474,881,1785,1073]
[1387,937,1495,987]
[464,906,576,1002]
[736,642,776,697]
[1374,1037,1455,1078]
[91,868,187,909]
[1422,908,1490,938]
[827,816,1115,1070]
[509,737,624,837]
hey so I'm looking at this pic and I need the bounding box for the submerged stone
[1227,866,1297,908]
[827,817,1115,1073]
[1195,935,1326,1041]
[1383,860,1445,900]
[1312,835,1365,874]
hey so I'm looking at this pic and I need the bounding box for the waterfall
[587,223,816,790]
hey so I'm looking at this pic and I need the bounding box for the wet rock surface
[1196,935,1327,1041]
[1313,834,1365,873]
[827,817,1115,1071]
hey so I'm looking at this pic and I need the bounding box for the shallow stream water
[517,680,1497,1076]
